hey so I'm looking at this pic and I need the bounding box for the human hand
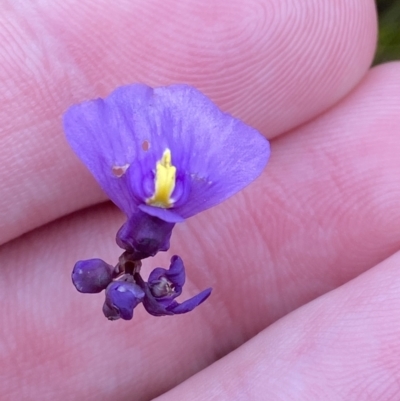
[1,1,399,400]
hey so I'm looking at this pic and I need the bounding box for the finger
[154,250,400,401]
[175,61,400,335]
[0,205,217,401]
[237,61,400,323]
[2,63,400,400]
[0,0,376,244]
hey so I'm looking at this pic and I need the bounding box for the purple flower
[137,256,212,317]
[72,259,114,293]
[103,281,145,321]
[63,84,269,258]
[63,83,270,321]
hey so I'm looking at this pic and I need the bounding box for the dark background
[375,0,400,63]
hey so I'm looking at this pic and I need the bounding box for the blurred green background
[375,0,400,64]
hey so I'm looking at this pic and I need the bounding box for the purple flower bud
[116,210,174,259]
[72,259,114,293]
[147,255,185,297]
[103,281,145,321]
[137,256,212,316]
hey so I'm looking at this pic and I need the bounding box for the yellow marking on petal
[147,149,176,208]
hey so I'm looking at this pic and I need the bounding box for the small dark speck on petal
[141,140,150,152]
[112,164,130,177]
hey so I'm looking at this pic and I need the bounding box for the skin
[1,0,399,400]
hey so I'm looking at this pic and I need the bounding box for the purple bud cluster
[73,253,211,320]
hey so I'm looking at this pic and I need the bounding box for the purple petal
[138,204,184,223]
[137,277,174,317]
[137,267,212,317]
[166,288,212,314]
[116,209,174,258]
[102,302,120,321]
[103,281,145,321]
[147,267,168,284]
[63,85,151,215]
[164,255,185,287]
[148,255,185,288]
[142,297,173,317]
[72,259,114,293]
[63,84,269,219]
